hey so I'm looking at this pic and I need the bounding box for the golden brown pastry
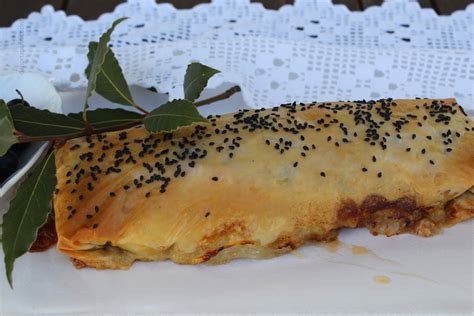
[53,99,474,269]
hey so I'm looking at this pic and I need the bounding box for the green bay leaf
[0,100,18,156]
[68,108,143,129]
[83,17,128,120]
[183,63,220,102]
[2,150,56,288]
[144,99,207,132]
[85,42,135,106]
[9,104,84,137]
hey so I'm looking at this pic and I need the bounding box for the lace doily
[0,0,473,109]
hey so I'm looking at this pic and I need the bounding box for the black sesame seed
[377,172,382,178]
[421,148,426,154]
[293,161,298,167]
[145,192,151,198]
[320,172,326,177]
[429,160,435,165]
[212,177,219,181]
[92,224,98,229]
[362,168,368,172]
[406,148,411,152]
[86,214,93,219]
[372,156,376,162]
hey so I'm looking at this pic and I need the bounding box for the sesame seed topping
[59,99,467,217]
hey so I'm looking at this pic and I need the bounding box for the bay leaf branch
[0,100,18,156]
[83,17,128,124]
[183,63,220,102]
[9,104,85,137]
[144,99,208,132]
[6,106,143,143]
[194,85,241,107]
[86,42,148,114]
[2,150,56,288]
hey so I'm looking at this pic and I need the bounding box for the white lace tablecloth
[0,0,473,110]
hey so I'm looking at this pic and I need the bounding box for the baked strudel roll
[53,99,474,269]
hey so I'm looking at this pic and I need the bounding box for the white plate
[0,85,472,314]
[0,73,62,197]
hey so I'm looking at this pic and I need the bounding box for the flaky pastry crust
[53,99,474,269]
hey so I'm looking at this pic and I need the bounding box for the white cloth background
[0,0,473,110]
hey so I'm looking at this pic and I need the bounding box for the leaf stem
[132,103,150,114]
[194,85,241,107]
[82,110,90,130]
[16,119,143,144]
[12,86,239,144]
